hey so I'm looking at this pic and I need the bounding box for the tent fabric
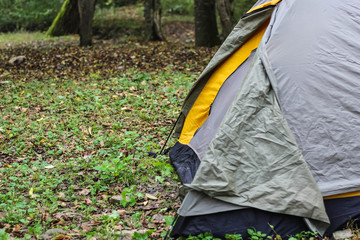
[170,52,256,184]
[184,52,329,228]
[324,191,360,200]
[169,142,200,184]
[178,191,244,217]
[323,196,360,235]
[260,0,360,197]
[173,7,274,139]
[169,0,360,237]
[178,20,269,145]
[171,209,310,239]
[171,196,360,238]
[188,51,256,160]
[246,0,282,14]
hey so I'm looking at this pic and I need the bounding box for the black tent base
[324,196,360,236]
[170,196,360,239]
[170,208,309,240]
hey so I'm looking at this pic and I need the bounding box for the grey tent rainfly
[167,0,360,238]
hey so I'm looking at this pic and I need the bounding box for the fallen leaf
[81,223,93,232]
[58,192,66,199]
[151,213,165,223]
[117,209,126,215]
[58,201,67,207]
[78,188,90,196]
[53,234,72,240]
[113,225,123,231]
[29,187,34,196]
[145,193,157,200]
[84,198,92,205]
[13,224,22,232]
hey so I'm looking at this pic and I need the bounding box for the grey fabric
[304,218,329,237]
[189,51,256,159]
[171,0,360,235]
[174,8,274,138]
[178,190,244,217]
[185,53,330,229]
[263,0,360,196]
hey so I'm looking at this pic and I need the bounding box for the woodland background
[0,0,258,239]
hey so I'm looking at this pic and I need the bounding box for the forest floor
[0,22,217,239]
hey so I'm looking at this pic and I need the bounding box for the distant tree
[46,0,80,36]
[144,0,166,41]
[233,0,258,19]
[216,0,234,39]
[78,0,96,46]
[194,0,220,47]
[47,0,96,46]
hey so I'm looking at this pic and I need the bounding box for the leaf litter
[0,38,216,239]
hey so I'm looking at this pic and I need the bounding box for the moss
[46,0,80,37]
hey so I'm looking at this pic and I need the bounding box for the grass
[0,31,78,48]
[1,27,359,240]
[0,31,200,238]
[0,69,193,239]
[0,31,47,44]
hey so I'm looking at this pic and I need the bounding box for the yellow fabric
[247,0,282,14]
[179,21,269,144]
[323,190,360,200]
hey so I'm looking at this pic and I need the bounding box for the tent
[168,0,360,238]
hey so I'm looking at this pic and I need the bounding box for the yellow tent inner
[179,21,269,144]
[324,191,360,200]
[247,0,282,14]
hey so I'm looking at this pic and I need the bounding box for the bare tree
[194,0,220,47]
[216,0,234,39]
[78,0,96,46]
[47,0,96,46]
[46,0,80,36]
[144,0,166,41]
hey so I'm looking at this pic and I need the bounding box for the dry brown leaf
[78,188,90,196]
[84,198,92,205]
[53,234,72,240]
[58,192,66,199]
[58,201,67,207]
[13,224,22,232]
[81,223,93,232]
[145,193,157,200]
[117,209,126,215]
[113,225,123,231]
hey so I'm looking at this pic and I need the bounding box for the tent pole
[164,213,179,240]
[159,113,182,155]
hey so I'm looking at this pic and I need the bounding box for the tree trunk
[216,0,234,39]
[194,0,220,47]
[144,0,166,41]
[46,0,80,36]
[78,0,96,47]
